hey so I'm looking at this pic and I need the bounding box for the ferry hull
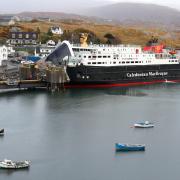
[66,64,180,88]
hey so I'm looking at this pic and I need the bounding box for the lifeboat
[169,50,176,55]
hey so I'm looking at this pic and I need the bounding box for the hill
[0,11,180,47]
[81,3,180,29]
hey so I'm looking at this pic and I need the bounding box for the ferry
[46,34,180,88]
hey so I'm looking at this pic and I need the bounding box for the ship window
[98,56,102,58]
[84,56,86,58]
[73,48,79,52]
[88,56,91,58]
[131,61,134,63]
[79,55,81,57]
[92,62,96,64]
[103,56,106,58]
[98,62,101,64]
[126,61,130,63]
[108,56,110,58]
[122,61,125,64]
[113,62,116,64]
[88,62,91,64]
[135,61,138,63]
[92,56,96,58]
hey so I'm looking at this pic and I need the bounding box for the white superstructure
[68,44,179,67]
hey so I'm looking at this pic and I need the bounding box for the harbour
[1,84,180,180]
[0,1,180,179]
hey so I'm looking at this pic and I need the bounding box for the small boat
[0,129,4,135]
[115,143,145,151]
[134,121,154,128]
[0,159,30,169]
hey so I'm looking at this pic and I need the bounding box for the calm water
[1,84,180,180]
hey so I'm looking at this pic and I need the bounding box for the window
[26,34,29,39]
[19,33,22,38]
[32,33,36,39]
[12,33,15,38]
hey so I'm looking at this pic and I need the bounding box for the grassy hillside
[0,20,180,47]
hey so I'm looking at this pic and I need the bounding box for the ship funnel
[80,33,88,47]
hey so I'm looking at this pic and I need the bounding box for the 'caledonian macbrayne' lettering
[126,71,168,78]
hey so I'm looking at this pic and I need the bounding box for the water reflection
[0,168,30,175]
[106,87,148,97]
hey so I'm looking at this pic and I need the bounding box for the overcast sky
[0,0,180,13]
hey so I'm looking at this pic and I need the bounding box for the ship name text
[126,71,168,78]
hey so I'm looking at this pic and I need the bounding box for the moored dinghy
[115,143,145,151]
[134,121,154,128]
[0,159,30,169]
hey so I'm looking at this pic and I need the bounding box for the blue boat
[115,143,145,151]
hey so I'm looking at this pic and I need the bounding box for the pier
[0,61,69,91]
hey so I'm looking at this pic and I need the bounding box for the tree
[47,28,53,37]
[36,27,41,42]
[60,30,72,41]
[104,33,122,45]
[31,19,38,23]
[146,36,159,46]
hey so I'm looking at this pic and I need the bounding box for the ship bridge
[46,41,74,65]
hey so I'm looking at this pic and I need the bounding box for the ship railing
[72,44,140,48]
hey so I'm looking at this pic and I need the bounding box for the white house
[0,45,15,65]
[35,45,56,58]
[50,26,63,35]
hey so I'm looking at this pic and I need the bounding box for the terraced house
[7,32,38,45]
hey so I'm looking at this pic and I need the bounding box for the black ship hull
[65,64,180,88]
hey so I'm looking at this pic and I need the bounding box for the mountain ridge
[80,2,180,29]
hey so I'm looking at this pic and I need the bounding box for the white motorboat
[134,121,154,128]
[0,159,30,169]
